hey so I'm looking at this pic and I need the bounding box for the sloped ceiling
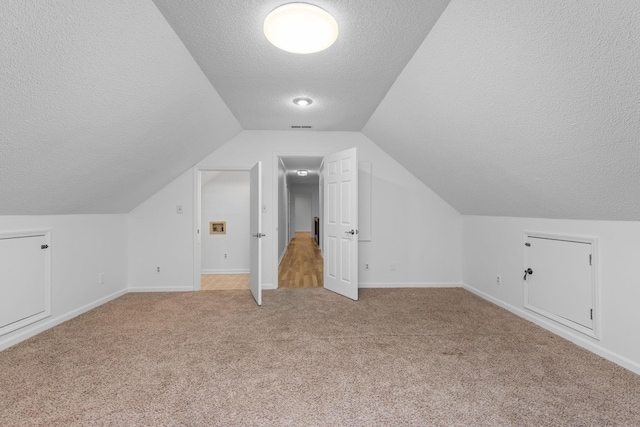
[3,0,639,221]
[152,0,451,131]
[0,0,241,215]
[364,0,640,221]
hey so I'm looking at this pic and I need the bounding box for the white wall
[201,171,250,273]
[290,183,319,235]
[462,215,640,375]
[126,130,462,291]
[128,168,195,291]
[129,131,462,290]
[207,131,462,289]
[277,159,288,263]
[293,193,311,232]
[0,214,127,350]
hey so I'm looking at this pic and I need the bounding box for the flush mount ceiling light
[264,3,338,54]
[293,97,313,106]
[297,170,309,176]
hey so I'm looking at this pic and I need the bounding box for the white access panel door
[323,148,358,301]
[0,232,51,336]
[524,234,596,337]
[249,162,263,306]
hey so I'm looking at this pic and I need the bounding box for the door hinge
[589,254,592,266]
[41,244,49,249]
[590,309,593,320]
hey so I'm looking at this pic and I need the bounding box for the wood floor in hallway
[278,231,323,288]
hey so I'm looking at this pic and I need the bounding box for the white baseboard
[0,288,128,352]
[262,283,277,290]
[462,283,640,376]
[128,286,194,292]
[359,282,462,289]
[201,269,249,275]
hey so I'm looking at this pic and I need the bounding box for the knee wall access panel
[0,230,51,336]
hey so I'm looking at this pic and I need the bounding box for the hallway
[278,232,323,288]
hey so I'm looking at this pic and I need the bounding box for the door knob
[523,268,533,280]
[344,230,359,235]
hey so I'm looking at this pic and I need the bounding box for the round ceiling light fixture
[293,97,313,106]
[264,3,338,54]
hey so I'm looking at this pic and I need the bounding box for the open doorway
[278,156,324,288]
[199,170,251,291]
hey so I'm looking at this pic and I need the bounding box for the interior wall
[277,159,288,263]
[0,214,127,350]
[199,131,462,289]
[201,171,250,273]
[128,168,195,291]
[462,215,640,375]
[290,184,319,234]
[126,130,462,291]
[293,193,311,232]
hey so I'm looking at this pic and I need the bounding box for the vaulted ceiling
[0,0,241,214]
[364,0,640,220]
[2,0,639,220]
[152,0,450,131]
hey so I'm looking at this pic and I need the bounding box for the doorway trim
[272,151,329,290]
[193,166,253,291]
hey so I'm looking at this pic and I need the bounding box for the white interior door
[250,162,263,306]
[524,235,594,334]
[323,148,358,300]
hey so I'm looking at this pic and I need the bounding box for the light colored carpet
[1,288,639,426]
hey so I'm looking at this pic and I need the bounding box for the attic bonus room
[1,1,640,426]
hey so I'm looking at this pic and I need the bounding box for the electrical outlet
[365,263,370,271]
[496,275,501,285]
[156,266,161,274]
[98,273,105,285]
[390,262,397,271]
[224,253,228,259]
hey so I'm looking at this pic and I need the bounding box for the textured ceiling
[3,0,639,222]
[0,0,241,214]
[152,0,451,131]
[364,0,640,221]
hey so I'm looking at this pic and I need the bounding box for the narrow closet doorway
[200,171,251,291]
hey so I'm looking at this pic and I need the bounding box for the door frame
[193,166,253,291]
[272,151,328,289]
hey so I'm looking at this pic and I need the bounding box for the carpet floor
[1,288,639,426]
